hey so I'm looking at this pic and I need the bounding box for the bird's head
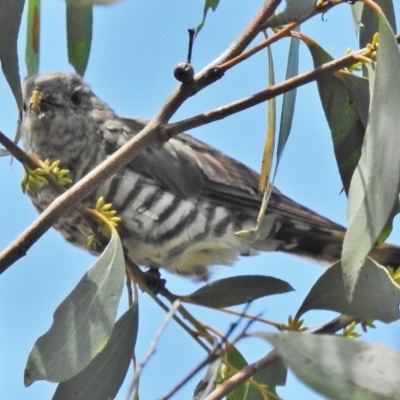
[20,72,115,164]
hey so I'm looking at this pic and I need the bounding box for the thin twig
[160,304,255,400]
[202,314,361,400]
[165,46,369,137]
[126,300,182,400]
[125,260,210,352]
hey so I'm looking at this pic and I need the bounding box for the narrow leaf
[25,231,125,385]
[196,0,220,36]
[25,0,40,76]
[258,44,275,193]
[66,2,93,76]
[342,11,400,299]
[265,333,400,400]
[52,302,138,400]
[274,28,300,181]
[0,0,24,109]
[296,258,400,323]
[182,276,293,308]
[304,38,367,194]
[351,2,364,34]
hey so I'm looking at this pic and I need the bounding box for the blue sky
[1,1,399,399]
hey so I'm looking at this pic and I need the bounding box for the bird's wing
[105,117,344,233]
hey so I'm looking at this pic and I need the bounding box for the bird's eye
[70,91,82,106]
[23,102,27,112]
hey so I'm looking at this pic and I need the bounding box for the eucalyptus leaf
[182,276,293,308]
[274,27,300,182]
[351,2,364,34]
[296,258,400,323]
[52,302,138,400]
[25,0,40,76]
[305,38,367,194]
[66,2,93,76]
[196,0,220,36]
[24,231,125,385]
[264,332,400,400]
[0,0,24,109]
[342,11,400,299]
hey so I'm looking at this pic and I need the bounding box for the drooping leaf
[258,43,275,193]
[196,0,220,36]
[342,10,400,299]
[0,0,24,109]
[351,2,364,34]
[25,0,40,76]
[182,276,293,308]
[264,332,400,400]
[52,302,138,400]
[304,37,368,194]
[25,231,126,385]
[66,2,93,76]
[296,258,400,323]
[274,27,300,181]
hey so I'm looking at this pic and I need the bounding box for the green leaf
[66,2,93,76]
[52,302,138,400]
[258,43,275,193]
[24,231,126,385]
[342,11,400,299]
[182,276,293,308]
[264,333,400,400]
[360,0,396,51]
[274,28,300,182]
[296,258,400,323]
[305,38,367,194]
[25,0,40,76]
[226,347,251,400]
[196,0,220,36]
[351,2,364,34]
[226,346,287,399]
[0,0,24,109]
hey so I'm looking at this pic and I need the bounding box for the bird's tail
[253,193,400,268]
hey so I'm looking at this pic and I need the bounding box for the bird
[19,72,400,280]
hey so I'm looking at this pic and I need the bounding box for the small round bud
[173,62,194,83]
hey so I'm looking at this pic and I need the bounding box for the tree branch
[0,0,281,274]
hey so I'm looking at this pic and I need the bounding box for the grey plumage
[20,72,400,278]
